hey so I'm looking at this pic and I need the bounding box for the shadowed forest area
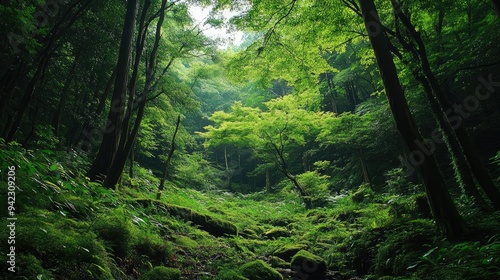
[1,0,500,279]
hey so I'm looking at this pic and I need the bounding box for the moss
[176,235,199,249]
[291,250,327,280]
[140,266,181,280]
[53,194,95,219]
[132,234,172,267]
[273,244,308,261]
[240,260,283,280]
[217,269,249,280]
[264,227,290,239]
[5,254,54,279]
[270,256,290,268]
[240,228,260,239]
[93,211,136,259]
[352,188,366,203]
[135,199,238,236]
[11,215,112,280]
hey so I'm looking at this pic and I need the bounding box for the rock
[269,256,290,269]
[264,227,290,239]
[240,260,283,280]
[291,250,327,280]
[273,244,308,261]
[140,266,181,280]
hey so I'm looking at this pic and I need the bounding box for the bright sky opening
[188,5,244,49]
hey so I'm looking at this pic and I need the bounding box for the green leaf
[49,164,58,171]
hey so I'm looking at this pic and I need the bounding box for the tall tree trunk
[87,0,139,182]
[104,0,168,188]
[117,0,151,155]
[358,0,466,239]
[157,115,181,200]
[390,0,500,210]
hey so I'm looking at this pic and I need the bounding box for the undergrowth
[0,141,498,279]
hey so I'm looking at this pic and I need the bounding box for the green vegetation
[1,0,500,279]
[240,260,283,280]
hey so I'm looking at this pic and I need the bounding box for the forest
[1,0,500,279]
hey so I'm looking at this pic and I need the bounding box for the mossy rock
[270,256,290,268]
[291,250,327,280]
[273,244,308,261]
[240,260,283,280]
[135,199,237,237]
[217,269,249,280]
[140,266,181,280]
[264,227,290,239]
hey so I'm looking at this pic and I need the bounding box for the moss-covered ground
[0,145,499,279]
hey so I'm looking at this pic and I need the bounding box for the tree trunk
[157,115,181,200]
[117,0,151,155]
[266,169,271,193]
[87,0,139,182]
[104,0,168,188]
[326,74,338,113]
[390,0,500,210]
[284,171,311,208]
[493,0,500,17]
[358,0,466,239]
[224,146,232,189]
[358,147,371,184]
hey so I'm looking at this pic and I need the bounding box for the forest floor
[1,145,499,280]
